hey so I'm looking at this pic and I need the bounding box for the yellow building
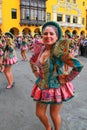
[0,0,87,37]
[46,0,87,37]
[0,0,46,36]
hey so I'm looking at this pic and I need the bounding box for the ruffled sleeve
[52,38,70,57]
[30,46,45,74]
[52,38,83,84]
[30,54,38,73]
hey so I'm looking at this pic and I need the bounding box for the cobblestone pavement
[0,49,87,130]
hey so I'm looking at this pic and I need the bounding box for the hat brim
[5,32,14,39]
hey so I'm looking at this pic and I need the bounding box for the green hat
[42,21,62,40]
[5,32,14,39]
[34,33,39,37]
[65,32,72,38]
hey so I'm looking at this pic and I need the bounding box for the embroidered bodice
[4,45,16,59]
[30,38,83,90]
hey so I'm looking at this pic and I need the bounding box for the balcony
[58,22,83,29]
[20,19,45,26]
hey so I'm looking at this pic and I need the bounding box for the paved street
[0,49,87,130]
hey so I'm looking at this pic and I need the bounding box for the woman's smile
[42,27,58,45]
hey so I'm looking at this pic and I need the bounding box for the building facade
[0,0,87,37]
[0,0,46,36]
[46,0,87,37]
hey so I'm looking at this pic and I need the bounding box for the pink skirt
[21,45,28,51]
[3,56,17,65]
[31,82,74,104]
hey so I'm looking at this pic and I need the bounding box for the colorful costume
[3,44,17,66]
[30,38,83,104]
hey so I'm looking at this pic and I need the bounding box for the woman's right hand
[34,71,39,78]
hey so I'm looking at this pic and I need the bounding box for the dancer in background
[20,36,28,61]
[3,34,17,89]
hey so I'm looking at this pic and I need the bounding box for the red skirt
[31,82,74,104]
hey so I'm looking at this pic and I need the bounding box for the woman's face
[42,26,58,46]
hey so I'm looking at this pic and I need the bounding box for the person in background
[3,34,18,89]
[27,35,33,51]
[20,36,28,61]
[79,35,85,56]
[30,21,83,130]
[17,35,22,49]
[31,33,41,52]
[82,37,87,57]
